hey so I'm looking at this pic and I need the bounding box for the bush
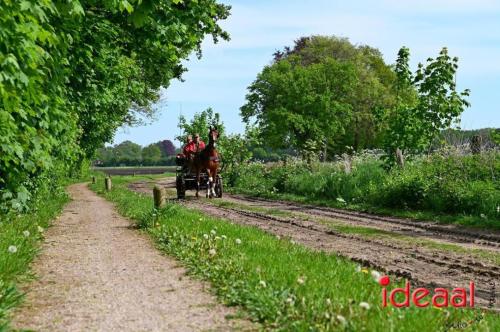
[226,150,500,221]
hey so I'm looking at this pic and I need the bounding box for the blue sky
[114,0,500,147]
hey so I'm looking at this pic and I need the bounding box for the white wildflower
[8,245,17,253]
[336,197,346,204]
[326,298,332,306]
[297,277,305,285]
[359,302,370,310]
[208,249,216,256]
[276,235,281,240]
[203,234,209,240]
[286,297,294,305]
[371,270,382,282]
[235,238,242,245]
[23,230,30,237]
[355,265,361,272]
[37,226,44,233]
[336,315,347,325]
[259,280,267,288]
[480,213,486,219]
[210,229,216,235]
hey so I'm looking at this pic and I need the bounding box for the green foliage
[142,144,162,164]
[90,175,500,331]
[241,36,397,157]
[176,107,225,144]
[384,47,470,160]
[1,0,231,211]
[0,181,69,329]
[227,151,500,228]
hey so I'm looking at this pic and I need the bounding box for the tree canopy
[241,36,397,158]
[0,0,230,211]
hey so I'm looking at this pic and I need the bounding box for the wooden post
[470,135,482,154]
[153,185,164,209]
[395,148,405,168]
[92,176,96,184]
[105,177,112,191]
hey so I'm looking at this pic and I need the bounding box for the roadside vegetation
[0,179,71,330]
[90,174,499,331]
[225,150,499,229]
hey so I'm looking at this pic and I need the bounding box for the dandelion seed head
[336,315,347,325]
[23,230,30,237]
[359,302,370,310]
[8,245,17,253]
[371,270,381,282]
[235,238,242,245]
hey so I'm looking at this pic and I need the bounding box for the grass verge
[91,174,500,332]
[0,185,70,331]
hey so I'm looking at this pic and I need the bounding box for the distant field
[93,166,176,176]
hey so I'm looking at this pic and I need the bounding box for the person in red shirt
[183,133,206,159]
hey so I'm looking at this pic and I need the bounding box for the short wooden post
[153,185,164,209]
[92,176,96,184]
[105,177,112,191]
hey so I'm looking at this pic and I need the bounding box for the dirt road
[130,178,500,310]
[13,183,250,331]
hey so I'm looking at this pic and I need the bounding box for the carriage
[175,155,223,199]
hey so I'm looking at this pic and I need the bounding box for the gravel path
[12,183,250,332]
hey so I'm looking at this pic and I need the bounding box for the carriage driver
[183,133,206,160]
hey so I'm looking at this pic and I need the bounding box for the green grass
[0,185,70,331]
[91,174,500,332]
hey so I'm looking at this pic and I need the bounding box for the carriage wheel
[176,175,186,199]
[215,176,223,198]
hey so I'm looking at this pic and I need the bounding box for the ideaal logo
[379,276,475,308]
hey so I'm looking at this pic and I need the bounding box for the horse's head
[208,126,219,143]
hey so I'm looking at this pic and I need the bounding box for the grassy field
[90,174,500,331]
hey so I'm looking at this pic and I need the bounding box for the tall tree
[242,35,397,158]
[0,0,230,211]
[176,107,225,144]
[157,140,176,157]
[142,144,162,164]
[384,47,470,158]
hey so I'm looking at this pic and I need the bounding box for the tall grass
[227,150,500,228]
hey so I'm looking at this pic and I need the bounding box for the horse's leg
[195,167,200,198]
[206,169,211,198]
[211,168,217,197]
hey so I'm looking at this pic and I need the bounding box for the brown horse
[193,127,220,198]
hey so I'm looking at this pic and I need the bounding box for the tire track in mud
[224,195,500,251]
[129,178,500,310]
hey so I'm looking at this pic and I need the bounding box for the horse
[193,127,220,198]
